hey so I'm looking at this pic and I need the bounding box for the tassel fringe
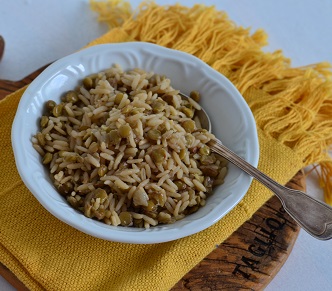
[90,1,332,204]
[319,162,332,205]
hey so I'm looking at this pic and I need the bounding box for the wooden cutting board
[0,68,303,290]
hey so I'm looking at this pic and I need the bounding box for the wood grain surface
[0,67,303,291]
[172,177,303,290]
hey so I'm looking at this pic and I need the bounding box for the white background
[1,0,332,290]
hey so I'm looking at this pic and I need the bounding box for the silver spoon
[180,92,332,240]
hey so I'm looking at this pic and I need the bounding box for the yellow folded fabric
[0,2,331,290]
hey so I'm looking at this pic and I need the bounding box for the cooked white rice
[32,65,228,228]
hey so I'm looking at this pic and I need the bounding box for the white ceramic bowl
[11,42,259,244]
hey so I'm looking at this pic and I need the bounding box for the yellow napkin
[1,2,332,290]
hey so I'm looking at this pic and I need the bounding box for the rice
[32,65,228,228]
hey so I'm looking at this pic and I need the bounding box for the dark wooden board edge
[0,64,48,99]
[0,264,28,291]
[0,67,304,291]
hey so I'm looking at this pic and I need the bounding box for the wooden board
[0,68,303,291]
[172,191,302,290]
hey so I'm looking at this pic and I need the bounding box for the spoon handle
[209,139,332,240]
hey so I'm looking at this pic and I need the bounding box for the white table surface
[1,0,332,290]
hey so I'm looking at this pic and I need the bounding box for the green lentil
[118,124,131,138]
[53,104,63,117]
[83,77,93,90]
[145,200,157,212]
[190,90,200,102]
[64,155,77,163]
[151,100,165,113]
[98,165,108,177]
[94,188,108,204]
[179,149,186,160]
[36,132,45,146]
[147,129,161,141]
[182,120,195,133]
[40,116,49,128]
[65,90,79,103]
[181,107,194,118]
[109,130,121,145]
[119,212,133,226]
[199,145,210,156]
[151,147,167,164]
[46,100,56,112]
[42,152,53,164]
[174,180,186,191]
[200,154,216,165]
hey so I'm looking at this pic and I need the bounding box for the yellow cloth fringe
[0,1,331,290]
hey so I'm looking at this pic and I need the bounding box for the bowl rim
[11,42,259,244]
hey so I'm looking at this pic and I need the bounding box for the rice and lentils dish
[32,65,228,228]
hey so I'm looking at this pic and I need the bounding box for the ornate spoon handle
[209,139,332,240]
